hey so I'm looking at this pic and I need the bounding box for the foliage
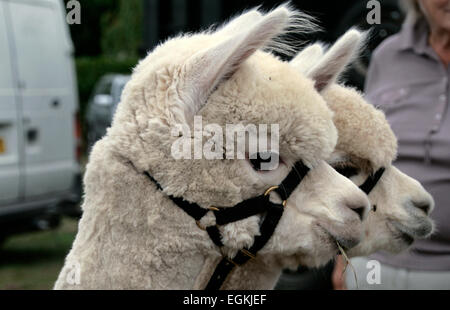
[64,0,143,58]
[64,0,119,57]
[100,0,144,58]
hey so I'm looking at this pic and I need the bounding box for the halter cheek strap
[359,167,385,195]
[144,161,310,290]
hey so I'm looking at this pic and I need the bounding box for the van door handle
[26,128,38,144]
[51,99,60,108]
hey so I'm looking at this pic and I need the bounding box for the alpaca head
[291,36,435,257]
[325,85,435,256]
[108,6,370,267]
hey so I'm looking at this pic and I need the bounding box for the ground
[0,218,78,290]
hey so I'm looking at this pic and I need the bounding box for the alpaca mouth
[386,221,417,246]
[333,236,359,252]
[398,231,415,245]
[316,223,360,252]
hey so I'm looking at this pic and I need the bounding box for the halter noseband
[144,161,310,290]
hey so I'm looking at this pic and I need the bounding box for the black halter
[144,161,310,290]
[359,168,385,195]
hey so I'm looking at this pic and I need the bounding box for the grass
[0,217,78,290]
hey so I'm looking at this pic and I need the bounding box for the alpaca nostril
[413,201,431,215]
[351,206,366,221]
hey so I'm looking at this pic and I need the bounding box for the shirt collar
[399,18,434,57]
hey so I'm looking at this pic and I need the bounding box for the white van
[0,0,80,238]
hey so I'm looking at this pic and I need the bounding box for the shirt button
[435,114,442,120]
[439,94,447,102]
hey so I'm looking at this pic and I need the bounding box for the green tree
[100,0,143,59]
[64,0,118,56]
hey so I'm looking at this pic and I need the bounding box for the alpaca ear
[178,7,290,124]
[216,9,263,35]
[290,44,325,75]
[306,29,366,92]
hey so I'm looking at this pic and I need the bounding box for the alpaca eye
[249,152,278,171]
[334,165,359,178]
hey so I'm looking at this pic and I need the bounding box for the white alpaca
[54,6,370,290]
[291,42,435,257]
[218,30,435,289]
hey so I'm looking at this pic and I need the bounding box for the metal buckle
[264,185,287,207]
[240,249,256,259]
[196,220,206,231]
[220,248,255,267]
[225,256,239,267]
[196,207,219,231]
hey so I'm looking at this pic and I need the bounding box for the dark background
[68,0,402,57]
[66,0,404,126]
